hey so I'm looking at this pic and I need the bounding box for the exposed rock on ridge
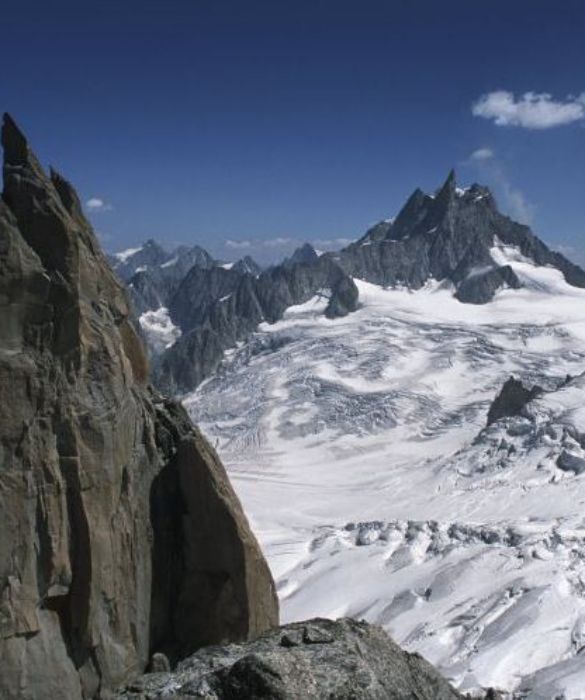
[115,618,464,699]
[0,114,278,700]
[141,172,585,394]
[155,255,359,394]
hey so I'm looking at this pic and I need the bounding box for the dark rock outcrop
[284,242,319,267]
[487,377,543,426]
[125,244,216,315]
[115,618,464,700]
[155,255,358,393]
[231,255,262,276]
[144,171,585,394]
[0,114,278,700]
[113,241,214,284]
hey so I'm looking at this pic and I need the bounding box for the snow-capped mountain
[110,240,268,358]
[123,173,585,397]
[334,170,585,304]
[176,180,585,698]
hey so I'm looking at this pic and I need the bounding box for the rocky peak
[232,255,262,276]
[333,170,585,303]
[285,242,319,267]
[435,167,457,202]
[0,114,278,700]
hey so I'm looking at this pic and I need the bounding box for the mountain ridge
[117,171,585,393]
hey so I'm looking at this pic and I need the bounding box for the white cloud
[468,154,535,225]
[225,239,252,249]
[472,90,585,129]
[469,147,494,161]
[86,197,113,212]
[221,235,354,264]
[502,185,534,225]
[313,238,353,248]
[225,237,294,250]
[262,237,295,248]
[224,236,353,253]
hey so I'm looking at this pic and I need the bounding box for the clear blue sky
[1,0,584,264]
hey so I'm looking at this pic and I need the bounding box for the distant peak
[298,242,317,253]
[144,238,163,249]
[436,169,457,199]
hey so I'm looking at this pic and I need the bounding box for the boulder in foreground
[115,618,463,700]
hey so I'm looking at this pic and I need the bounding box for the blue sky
[1,0,584,264]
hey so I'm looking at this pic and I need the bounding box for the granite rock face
[155,255,359,393]
[0,114,278,700]
[115,618,464,700]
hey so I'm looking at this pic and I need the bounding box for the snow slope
[185,256,585,698]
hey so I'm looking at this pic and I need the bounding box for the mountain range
[4,109,585,698]
[115,170,585,399]
[109,173,585,698]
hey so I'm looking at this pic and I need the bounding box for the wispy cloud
[466,148,535,224]
[502,185,534,225]
[95,230,113,244]
[472,90,585,129]
[225,239,252,249]
[222,235,353,261]
[262,237,295,248]
[313,238,354,248]
[469,147,494,161]
[86,197,113,212]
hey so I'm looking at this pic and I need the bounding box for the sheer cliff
[0,114,278,700]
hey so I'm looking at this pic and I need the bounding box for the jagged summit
[335,171,585,303]
[285,242,320,267]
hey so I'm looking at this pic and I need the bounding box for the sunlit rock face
[0,114,278,700]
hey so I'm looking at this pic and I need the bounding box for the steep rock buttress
[0,114,278,700]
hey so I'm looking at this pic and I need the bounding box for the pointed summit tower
[436,168,457,198]
[335,171,585,303]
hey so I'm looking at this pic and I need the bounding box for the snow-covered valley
[184,256,585,698]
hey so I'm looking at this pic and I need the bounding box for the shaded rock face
[231,255,262,276]
[112,239,170,281]
[487,377,543,426]
[115,618,463,700]
[284,242,319,268]
[125,244,216,316]
[333,171,585,303]
[0,114,278,700]
[155,256,358,394]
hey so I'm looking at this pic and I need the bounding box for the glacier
[185,252,585,698]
